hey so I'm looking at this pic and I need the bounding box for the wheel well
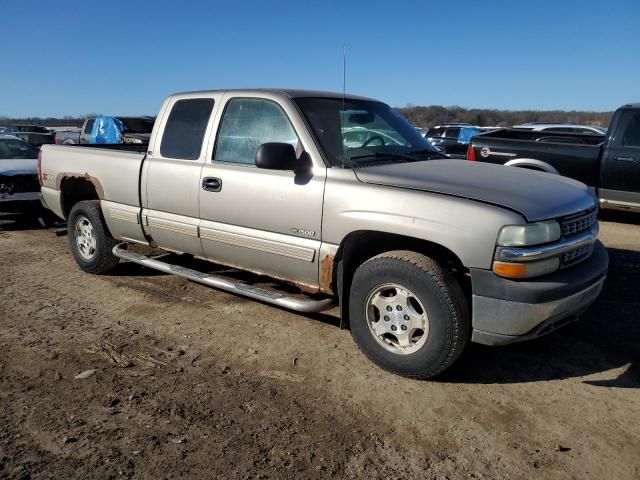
[60,177,100,218]
[333,231,469,328]
[505,159,559,174]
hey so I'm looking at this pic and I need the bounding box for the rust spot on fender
[56,172,105,199]
[319,254,335,295]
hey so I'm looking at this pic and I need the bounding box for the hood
[353,159,595,222]
[0,159,37,176]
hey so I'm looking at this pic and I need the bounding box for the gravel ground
[0,210,639,479]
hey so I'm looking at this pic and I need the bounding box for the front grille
[562,243,594,266]
[561,208,597,237]
[0,174,40,195]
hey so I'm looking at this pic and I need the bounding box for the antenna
[342,45,346,102]
[342,45,346,169]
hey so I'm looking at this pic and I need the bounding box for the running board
[112,244,335,313]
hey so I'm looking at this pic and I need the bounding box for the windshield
[295,97,441,167]
[0,138,38,159]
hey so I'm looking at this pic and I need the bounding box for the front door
[198,95,326,289]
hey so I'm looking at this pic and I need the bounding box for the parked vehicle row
[513,122,607,135]
[0,135,41,213]
[54,116,155,145]
[467,103,640,213]
[0,125,55,149]
[39,89,607,379]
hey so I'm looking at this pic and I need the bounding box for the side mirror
[255,142,298,171]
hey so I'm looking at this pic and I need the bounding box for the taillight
[37,149,43,185]
[466,144,476,161]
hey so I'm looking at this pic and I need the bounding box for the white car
[513,123,607,135]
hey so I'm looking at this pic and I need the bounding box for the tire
[67,200,119,274]
[349,250,470,379]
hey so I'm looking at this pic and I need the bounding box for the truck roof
[170,88,378,102]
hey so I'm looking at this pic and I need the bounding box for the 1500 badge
[290,227,316,237]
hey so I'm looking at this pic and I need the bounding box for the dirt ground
[1,211,639,479]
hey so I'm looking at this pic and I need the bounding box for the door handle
[202,177,222,192]
[614,156,636,162]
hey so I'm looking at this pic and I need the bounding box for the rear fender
[504,158,559,174]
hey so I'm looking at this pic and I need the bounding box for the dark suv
[425,124,481,158]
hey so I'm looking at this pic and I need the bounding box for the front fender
[322,170,524,270]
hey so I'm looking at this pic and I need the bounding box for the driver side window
[214,98,299,165]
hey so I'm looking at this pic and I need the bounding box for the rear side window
[214,98,298,165]
[622,113,640,147]
[426,127,444,138]
[160,98,214,160]
[443,127,461,139]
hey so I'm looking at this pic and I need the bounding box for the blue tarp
[89,115,125,144]
[457,127,482,144]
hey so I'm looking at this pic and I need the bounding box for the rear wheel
[67,200,119,274]
[349,250,470,379]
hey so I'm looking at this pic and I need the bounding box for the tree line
[0,116,92,127]
[397,105,613,129]
[1,106,614,129]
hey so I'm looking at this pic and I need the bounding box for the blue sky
[1,0,638,117]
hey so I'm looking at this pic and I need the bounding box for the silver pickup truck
[39,89,608,379]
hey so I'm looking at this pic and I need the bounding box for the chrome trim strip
[200,227,316,262]
[109,208,139,224]
[496,230,597,262]
[147,216,198,237]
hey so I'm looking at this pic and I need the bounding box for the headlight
[497,220,561,247]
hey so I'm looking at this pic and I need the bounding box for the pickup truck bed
[470,129,604,186]
[41,145,147,244]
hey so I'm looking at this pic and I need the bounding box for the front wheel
[349,251,470,379]
[67,200,120,274]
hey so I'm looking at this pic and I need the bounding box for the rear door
[198,93,326,289]
[600,110,640,207]
[143,94,219,255]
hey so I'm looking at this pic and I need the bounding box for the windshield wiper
[407,148,448,158]
[349,151,422,163]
